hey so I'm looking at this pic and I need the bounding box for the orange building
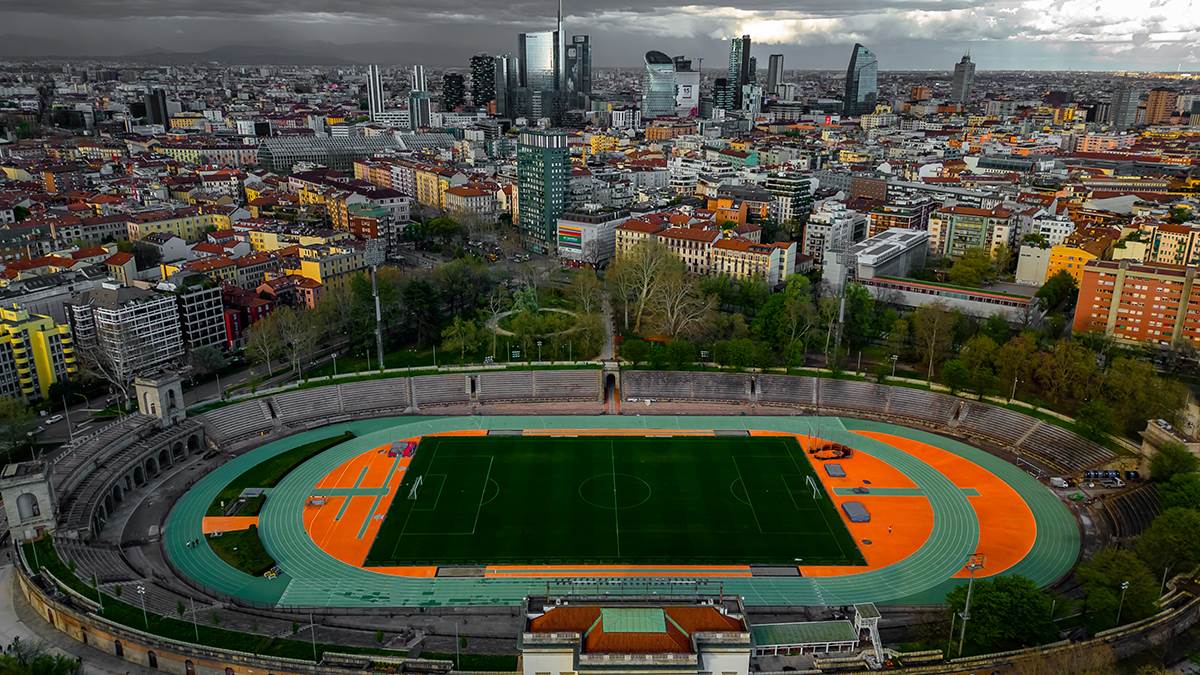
[1073,259,1200,347]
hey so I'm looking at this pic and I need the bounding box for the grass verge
[207,525,276,576]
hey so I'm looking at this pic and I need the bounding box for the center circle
[578,473,652,510]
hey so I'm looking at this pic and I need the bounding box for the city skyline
[2,1,1198,72]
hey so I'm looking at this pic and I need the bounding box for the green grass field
[363,435,864,567]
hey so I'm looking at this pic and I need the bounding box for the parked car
[45,414,64,424]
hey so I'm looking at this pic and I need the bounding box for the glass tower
[517,130,570,254]
[725,35,751,110]
[564,35,592,105]
[641,51,677,119]
[519,30,560,118]
[844,43,878,116]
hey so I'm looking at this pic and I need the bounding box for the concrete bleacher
[200,399,274,443]
[1103,485,1161,540]
[477,371,535,402]
[818,379,888,414]
[886,388,961,426]
[1019,422,1115,472]
[51,415,157,495]
[756,375,817,407]
[623,371,751,402]
[411,374,469,407]
[957,403,1036,444]
[57,540,139,585]
[271,388,342,425]
[531,370,601,401]
[339,379,410,413]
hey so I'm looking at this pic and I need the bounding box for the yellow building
[589,134,619,154]
[1046,242,1103,285]
[290,245,368,293]
[0,307,76,400]
[127,207,229,243]
[248,228,348,253]
[413,166,452,209]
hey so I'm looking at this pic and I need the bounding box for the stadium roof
[751,621,858,647]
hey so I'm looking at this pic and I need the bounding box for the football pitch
[363,435,866,567]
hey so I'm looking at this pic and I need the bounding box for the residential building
[867,197,936,238]
[442,73,466,110]
[805,201,866,265]
[0,307,76,400]
[765,172,813,232]
[711,239,797,286]
[1145,88,1177,125]
[1073,259,1200,347]
[68,283,184,379]
[517,130,570,253]
[444,186,499,221]
[160,273,227,352]
[927,205,1016,259]
[766,54,784,95]
[725,35,751,110]
[470,54,497,108]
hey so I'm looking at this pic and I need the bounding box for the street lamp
[1116,580,1130,626]
[957,554,986,657]
[890,354,899,378]
[537,340,543,363]
[136,584,148,629]
[1010,376,1021,402]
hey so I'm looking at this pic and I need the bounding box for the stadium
[2,368,1184,674]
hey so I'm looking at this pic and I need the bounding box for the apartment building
[68,284,185,378]
[1073,259,1200,347]
[0,307,76,400]
[927,205,1016,259]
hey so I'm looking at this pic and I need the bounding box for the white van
[1049,477,1070,489]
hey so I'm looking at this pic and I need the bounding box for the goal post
[408,475,424,500]
[806,475,820,500]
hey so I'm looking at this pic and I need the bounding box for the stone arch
[185,661,195,675]
[167,388,179,411]
[145,456,159,478]
[46,607,54,625]
[148,650,158,669]
[114,640,123,657]
[172,441,185,460]
[133,466,145,486]
[103,493,114,514]
[187,434,200,453]
[159,447,171,468]
[15,492,39,521]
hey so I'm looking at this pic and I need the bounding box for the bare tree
[650,265,715,339]
[568,270,604,316]
[606,240,670,333]
[486,287,510,357]
[246,313,284,377]
[275,307,320,378]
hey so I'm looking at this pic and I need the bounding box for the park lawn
[207,526,276,577]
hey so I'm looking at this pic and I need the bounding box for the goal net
[408,475,424,500]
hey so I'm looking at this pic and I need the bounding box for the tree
[662,340,697,368]
[1036,270,1078,311]
[607,240,670,333]
[1134,507,1200,578]
[948,247,995,287]
[1159,472,1200,510]
[1034,340,1098,408]
[0,397,34,457]
[842,283,876,349]
[1075,399,1115,440]
[1009,643,1116,675]
[188,345,229,378]
[485,287,510,357]
[440,316,482,363]
[1099,357,1187,436]
[944,575,1057,656]
[1,640,82,674]
[1149,441,1199,482]
[940,359,969,393]
[275,307,320,378]
[959,334,998,395]
[911,303,957,381]
[885,318,911,362]
[621,338,652,366]
[1077,548,1158,631]
[567,270,604,316]
[980,314,1012,344]
[246,314,285,377]
[649,266,715,339]
[995,333,1038,399]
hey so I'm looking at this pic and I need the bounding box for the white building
[68,283,185,377]
[805,200,867,265]
[556,208,632,267]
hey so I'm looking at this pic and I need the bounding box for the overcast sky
[4,0,1199,71]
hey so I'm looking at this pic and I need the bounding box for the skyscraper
[713,78,734,112]
[495,55,520,118]
[950,54,975,104]
[747,56,758,84]
[725,35,751,110]
[1109,80,1140,131]
[517,129,569,253]
[641,51,677,119]
[144,88,169,127]
[442,73,465,110]
[518,30,560,118]
[470,54,497,108]
[766,54,784,94]
[1145,88,1177,125]
[674,56,701,117]
[408,90,431,129]
[411,65,427,92]
[843,43,878,116]
[366,65,385,121]
[564,35,592,105]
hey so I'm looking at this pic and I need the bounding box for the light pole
[1010,376,1020,402]
[136,584,148,629]
[958,554,985,657]
[1161,563,1173,596]
[189,595,199,642]
[890,354,899,378]
[537,340,543,363]
[332,353,338,378]
[1116,580,1130,626]
[61,394,74,443]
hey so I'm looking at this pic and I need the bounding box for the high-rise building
[519,30,560,118]
[144,88,169,128]
[673,56,701,117]
[765,171,812,234]
[725,35,751,110]
[517,129,570,253]
[68,284,184,381]
[747,56,757,84]
[442,73,466,110]
[408,90,432,129]
[766,54,784,94]
[1145,88,1177,125]
[564,35,592,105]
[411,65,427,92]
[950,54,975,104]
[713,78,734,112]
[1108,80,1140,130]
[1074,260,1200,347]
[495,54,521,118]
[641,51,677,119]
[843,43,878,116]
[366,65,385,121]
[470,54,497,108]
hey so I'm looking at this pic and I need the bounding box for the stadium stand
[200,399,275,443]
[757,374,817,407]
[477,371,536,403]
[886,388,960,426]
[1019,422,1114,473]
[1102,484,1161,540]
[411,374,470,407]
[50,415,157,497]
[272,389,343,425]
[957,403,1036,443]
[57,540,139,584]
[623,371,751,402]
[531,370,601,401]
[339,379,410,414]
[818,379,889,415]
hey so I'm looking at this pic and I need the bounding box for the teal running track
[163,415,1079,608]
